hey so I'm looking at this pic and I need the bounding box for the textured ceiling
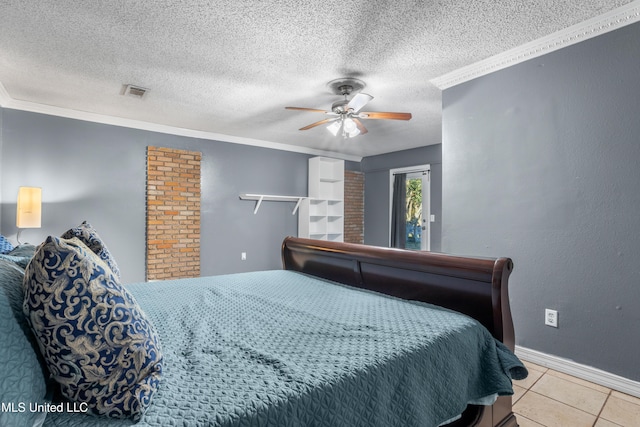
[0,1,635,159]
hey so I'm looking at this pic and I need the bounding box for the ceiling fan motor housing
[331,99,350,114]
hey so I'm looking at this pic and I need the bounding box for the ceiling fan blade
[352,118,368,135]
[347,93,373,113]
[359,111,412,120]
[285,106,330,113]
[299,118,338,131]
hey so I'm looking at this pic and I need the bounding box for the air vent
[122,84,148,99]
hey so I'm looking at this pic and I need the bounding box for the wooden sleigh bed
[281,237,519,427]
[2,232,525,427]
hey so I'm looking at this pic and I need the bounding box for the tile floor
[512,360,640,427]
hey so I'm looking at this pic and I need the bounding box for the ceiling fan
[285,78,412,138]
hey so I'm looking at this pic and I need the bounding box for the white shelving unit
[298,157,344,242]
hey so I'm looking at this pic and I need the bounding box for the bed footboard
[281,237,517,427]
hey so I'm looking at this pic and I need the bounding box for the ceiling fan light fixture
[327,120,341,136]
[326,117,360,138]
[343,117,357,134]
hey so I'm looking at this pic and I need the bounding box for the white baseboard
[516,346,640,398]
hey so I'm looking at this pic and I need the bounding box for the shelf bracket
[292,197,304,215]
[253,195,264,214]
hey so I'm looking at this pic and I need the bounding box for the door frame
[388,164,431,250]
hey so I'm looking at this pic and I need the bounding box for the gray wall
[442,22,640,380]
[362,145,442,251]
[0,109,311,283]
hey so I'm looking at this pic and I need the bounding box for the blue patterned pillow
[61,221,121,279]
[23,236,163,420]
[0,235,14,254]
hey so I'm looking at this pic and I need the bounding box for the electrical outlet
[545,309,558,328]
[241,252,247,261]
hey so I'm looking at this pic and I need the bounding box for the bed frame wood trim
[281,237,518,427]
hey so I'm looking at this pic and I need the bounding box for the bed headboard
[281,237,515,350]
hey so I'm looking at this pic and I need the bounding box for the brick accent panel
[146,146,201,280]
[344,170,364,244]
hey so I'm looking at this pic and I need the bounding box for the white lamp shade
[16,187,42,228]
[343,118,357,133]
[343,118,360,138]
[326,120,341,136]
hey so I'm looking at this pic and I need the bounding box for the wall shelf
[239,193,306,215]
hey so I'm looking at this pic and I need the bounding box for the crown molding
[0,82,362,162]
[431,1,640,89]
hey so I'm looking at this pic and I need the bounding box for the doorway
[389,165,430,250]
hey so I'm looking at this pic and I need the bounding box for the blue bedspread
[43,270,526,427]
